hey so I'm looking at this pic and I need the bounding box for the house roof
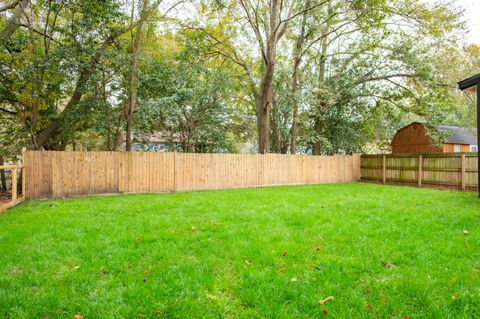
[458,73,480,92]
[432,125,477,145]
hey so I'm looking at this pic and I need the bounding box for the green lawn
[1,183,479,318]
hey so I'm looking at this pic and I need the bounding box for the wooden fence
[361,153,478,191]
[0,165,25,212]
[24,151,361,200]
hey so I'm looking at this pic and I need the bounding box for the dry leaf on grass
[321,309,328,315]
[382,260,398,269]
[451,295,456,301]
[289,277,301,282]
[282,250,287,257]
[319,296,334,305]
[463,229,468,235]
[73,265,80,270]
[365,304,372,309]
[191,226,198,232]
[74,315,84,319]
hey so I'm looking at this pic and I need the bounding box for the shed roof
[432,125,477,145]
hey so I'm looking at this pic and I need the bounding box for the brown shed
[391,122,478,154]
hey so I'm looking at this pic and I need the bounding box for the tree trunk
[125,0,146,151]
[281,111,289,153]
[256,62,275,153]
[0,0,27,40]
[270,98,281,153]
[289,0,310,154]
[312,27,329,155]
[0,156,6,192]
[312,117,322,155]
[31,1,158,149]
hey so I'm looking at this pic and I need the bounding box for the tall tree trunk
[256,60,275,153]
[125,0,146,151]
[280,111,289,153]
[289,65,300,154]
[290,0,310,154]
[255,0,283,154]
[270,97,281,153]
[312,117,322,155]
[312,28,329,155]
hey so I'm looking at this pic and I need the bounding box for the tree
[125,0,149,151]
[198,0,325,153]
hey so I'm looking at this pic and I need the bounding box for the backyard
[0,183,479,318]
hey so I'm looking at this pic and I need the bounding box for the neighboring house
[120,132,181,151]
[391,122,478,154]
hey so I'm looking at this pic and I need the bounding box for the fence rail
[361,153,478,191]
[24,151,361,200]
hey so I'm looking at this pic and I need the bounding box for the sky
[455,0,480,44]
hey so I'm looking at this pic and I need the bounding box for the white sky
[454,0,480,44]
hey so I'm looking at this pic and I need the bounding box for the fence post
[173,151,177,192]
[461,154,466,191]
[21,148,26,198]
[11,166,17,203]
[418,155,422,187]
[382,155,386,185]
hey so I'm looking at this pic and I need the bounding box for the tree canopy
[0,0,476,158]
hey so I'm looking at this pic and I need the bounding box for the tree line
[0,0,478,160]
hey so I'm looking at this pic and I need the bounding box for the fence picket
[23,151,361,199]
[361,153,478,191]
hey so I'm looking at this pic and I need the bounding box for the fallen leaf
[365,304,372,309]
[403,317,411,319]
[319,296,334,305]
[290,277,301,282]
[463,229,469,235]
[191,226,198,232]
[73,265,80,270]
[382,260,398,269]
[451,295,456,301]
[282,250,287,257]
[315,247,320,252]
[74,315,84,319]
[321,309,328,315]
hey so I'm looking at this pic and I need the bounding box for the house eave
[458,74,480,92]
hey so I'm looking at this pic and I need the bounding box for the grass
[0,183,480,318]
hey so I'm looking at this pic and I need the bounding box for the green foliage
[0,0,475,155]
[134,32,239,152]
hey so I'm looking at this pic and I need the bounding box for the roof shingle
[433,125,477,145]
